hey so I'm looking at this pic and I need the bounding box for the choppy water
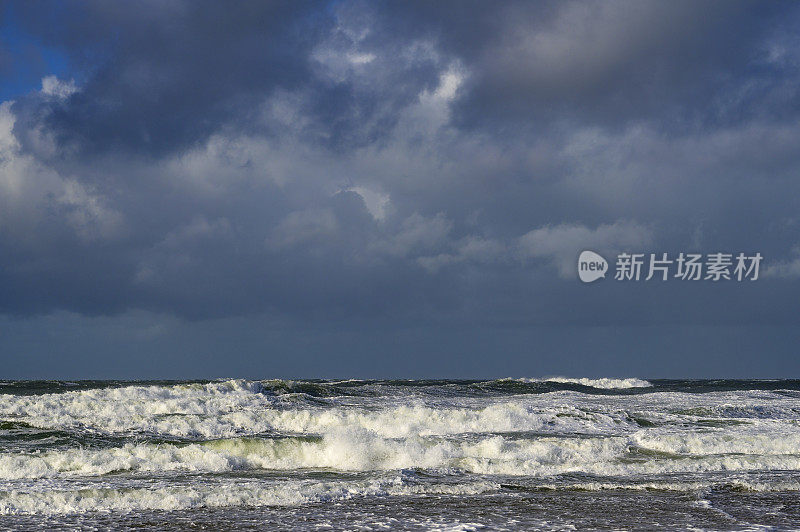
[2,378,800,530]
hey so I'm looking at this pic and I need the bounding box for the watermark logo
[578,250,608,283]
[578,251,763,283]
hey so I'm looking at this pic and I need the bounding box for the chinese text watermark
[578,251,762,283]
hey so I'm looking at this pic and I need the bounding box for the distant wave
[518,377,652,389]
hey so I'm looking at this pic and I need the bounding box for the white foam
[528,377,653,389]
[4,378,800,519]
[531,478,800,492]
[0,380,635,440]
[4,425,800,481]
[3,470,797,516]
[0,476,499,515]
[631,427,800,456]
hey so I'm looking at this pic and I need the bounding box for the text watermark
[578,251,762,283]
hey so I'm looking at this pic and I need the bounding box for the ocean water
[2,379,800,530]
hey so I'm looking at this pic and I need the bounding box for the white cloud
[347,52,375,65]
[764,248,800,279]
[349,186,390,221]
[0,102,121,242]
[415,236,506,273]
[270,208,338,248]
[58,180,124,242]
[378,212,452,257]
[162,217,232,247]
[41,76,78,99]
[402,65,466,134]
[519,221,653,278]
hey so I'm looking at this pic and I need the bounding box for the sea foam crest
[0,476,499,515]
[0,382,633,440]
[4,426,800,480]
[523,377,652,389]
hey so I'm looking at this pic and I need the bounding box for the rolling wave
[2,378,800,516]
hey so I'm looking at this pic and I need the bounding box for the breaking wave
[4,424,800,480]
[3,378,800,516]
[522,377,652,389]
[0,476,499,515]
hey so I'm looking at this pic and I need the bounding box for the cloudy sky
[1,0,799,378]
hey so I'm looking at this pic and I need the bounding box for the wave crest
[519,377,652,389]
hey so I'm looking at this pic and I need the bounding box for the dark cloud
[9,1,331,155]
[1,0,800,334]
[382,1,800,131]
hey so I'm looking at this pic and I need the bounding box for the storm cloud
[1,1,800,376]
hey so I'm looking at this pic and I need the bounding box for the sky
[1,0,800,379]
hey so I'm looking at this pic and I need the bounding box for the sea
[1,378,800,530]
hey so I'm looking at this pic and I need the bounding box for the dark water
[1,377,800,530]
